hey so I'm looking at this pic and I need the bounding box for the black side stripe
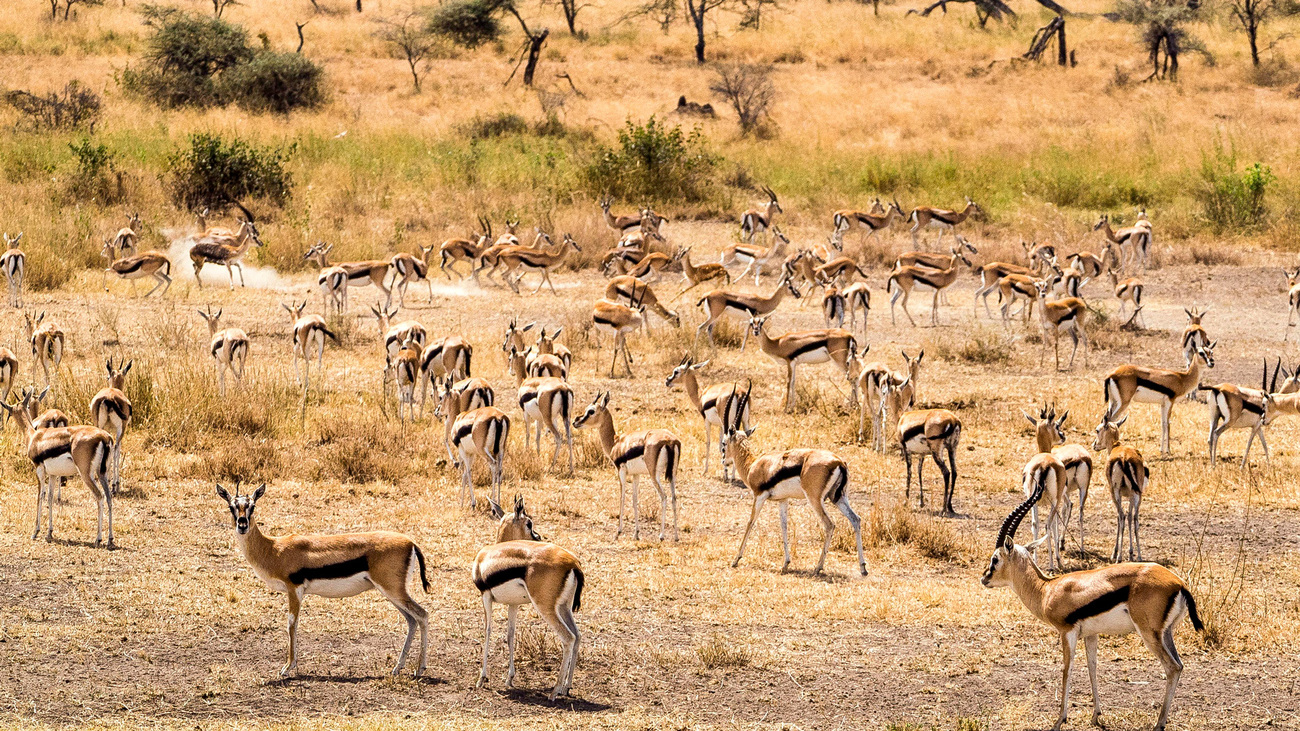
[1064,586,1131,626]
[475,564,528,593]
[614,444,645,467]
[788,339,831,360]
[1135,377,1177,399]
[699,397,717,416]
[900,423,926,444]
[594,316,617,327]
[757,463,804,493]
[32,442,72,465]
[453,423,473,445]
[288,555,369,585]
[1242,399,1265,416]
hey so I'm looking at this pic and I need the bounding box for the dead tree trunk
[1024,16,1069,66]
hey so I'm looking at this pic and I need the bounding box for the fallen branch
[1120,305,1145,331]
[908,0,1015,22]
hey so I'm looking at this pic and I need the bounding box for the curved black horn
[995,477,1045,550]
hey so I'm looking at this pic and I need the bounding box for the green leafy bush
[222,51,327,113]
[583,116,720,204]
[426,0,502,48]
[64,138,123,204]
[1199,141,1273,231]
[168,133,294,212]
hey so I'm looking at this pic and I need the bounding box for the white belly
[490,578,531,605]
[1077,604,1136,637]
[621,457,651,476]
[1131,387,1168,404]
[43,453,79,477]
[768,477,805,501]
[305,572,374,598]
[792,348,832,365]
[523,400,545,421]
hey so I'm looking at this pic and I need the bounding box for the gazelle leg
[833,496,867,575]
[477,593,493,687]
[732,494,767,568]
[1130,493,1143,561]
[615,469,628,537]
[1056,631,1077,731]
[505,604,518,687]
[630,474,641,540]
[1160,400,1173,455]
[1084,634,1102,726]
[282,587,302,677]
[777,501,791,571]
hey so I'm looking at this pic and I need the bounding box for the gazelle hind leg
[477,593,493,686]
[1084,634,1102,725]
[833,495,867,575]
[732,494,767,568]
[777,501,791,571]
[505,604,518,686]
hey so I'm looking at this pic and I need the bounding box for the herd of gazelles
[0,196,1280,729]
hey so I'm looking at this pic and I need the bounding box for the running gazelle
[573,391,681,541]
[832,199,905,244]
[664,354,751,479]
[1102,341,1216,455]
[722,385,867,576]
[981,478,1202,731]
[216,483,430,678]
[101,237,172,297]
[474,494,583,700]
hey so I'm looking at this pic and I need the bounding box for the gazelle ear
[1025,534,1050,552]
[122,361,132,376]
[744,425,757,437]
[216,484,231,503]
[523,322,535,332]
[551,326,562,338]
[1056,410,1069,427]
[487,498,504,520]
[1023,411,1038,428]
[251,484,266,501]
[692,359,710,370]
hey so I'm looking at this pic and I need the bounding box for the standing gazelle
[1033,280,1089,371]
[448,397,510,509]
[474,494,584,700]
[1091,416,1149,563]
[516,371,574,473]
[24,311,63,387]
[748,316,860,412]
[1199,360,1278,467]
[573,391,681,541]
[1026,403,1093,557]
[908,197,982,249]
[1181,306,1209,367]
[739,186,782,243]
[664,355,751,480]
[282,301,338,394]
[389,244,436,306]
[884,380,961,516]
[1103,341,1216,455]
[1286,267,1300,341]
[592,296,646,378]
[90,358,132,493]
[197,306,249,397]
[216,483,430,679]
[723,386,866,576]
[857,349,923,452]
[1,232,25,307]
[981,479,1203,731]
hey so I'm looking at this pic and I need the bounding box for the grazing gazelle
[389,244,436,306]
[24,311,63,387]
[739,186,782,243]
[856,349,922,452]
[499,232,582,295]
[2,389,115,548]
[573,391,681,541]
[748,315,860,411]
[1109,269,1145,328]
[883,380,961,516]
[886,246,972,327]
[282,301,338,393]
[1199,360,1278,467]
[197,306,249,397]
[1102,341,1216,455]
[1091,416,1150,562]
[90,358,132,492]
[832,199,905,244]
[592,296,646,378]
[304,241,394,308]
[695,274,801,350]
[448,397,511,508]
[1026,403,1093,557]
[189,218,263,288]
[216,483,430,678]
[1033,280,1089,371]
[1,232,25,307]
[907,197,981,249]
[664,354,751,479]
[723,386,866,576]
[981,479,1202,731]
[100,237,172,297]
[1181,306,1210,368]
[1094,214,1150,273]
[605,276,679,328]
[474,494,584,700]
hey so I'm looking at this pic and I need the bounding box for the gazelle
[832,199,905,244]
[389,244,436,306]
[1091,416,1150,562]
[1,232,25,307]
[814,256,869,288]
[197,306,249,397]
[996,273,1042,326]
[516,373,574,473]
[1033,280,1089,371]
[439,217,492,281]
[841,282,870,334]
[1181,307,1210,368]
[1199,360,1278,467]
[908,197,981,248]
[419,336,473,410]
[101,238,172,297]
[1020,442,1067,572]
[474,220,531,285]
[894,235,979,270]
[1067,250,1105,279]
[2,389,115,548]
[884,380,961,516]
[695,274,801,350]
[393,334,422,423]
[1094,214,1150,273]
[112,212,143,256]
[748,315,860,412]
[24,311,63,387]
[1102,341,1216,455]
[721,226,790,285]
[605,276,679,328]
[856,349,922,452]
[369,304,427,364]
[474,494,584,700]
[624,247,683,283]
[499,232,582,295]
[216,483,430,678]
[1026,403,1093,557]
[723,388,866,576]
[591,297,645,378]
[533,326,572,372]
[1286,267,1300,341]
[573,391,681,541]
[0,346,16,414]
[599,195,646,233]
[886,247,972,327]
[189,218,263,288]
[282,301,338,393]
[821,283,845,328]
[90,357,132,492]
[434,375,496,462]
[981,478,1202,731]
[677,246,731,293]
[447,397,510,509]
[1110,270,1145,328]
[665,355,752,479]
[739,186,782,243]
[303,241,393,308]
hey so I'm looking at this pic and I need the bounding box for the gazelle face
[1197,342,1217,368]
[216,483,265,536]
[981,546,1015,587]
[748,316,769,338]
[564,234,582,252]
[1091,416,1126,451]
[572,393,608,429]
[3,232,22,249]
[1093,215,1109,231]
[496,495,543,542]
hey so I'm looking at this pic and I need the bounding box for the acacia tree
[48,0,104,21]
[1116,0,1208,80]
[543,0,587,34]
[374,10,438,92]
[1230,0,1296,67]
[685,0,732,64]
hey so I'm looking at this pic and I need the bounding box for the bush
[64,138,123,204]
[168,133,294,212]
[1199,140,1273,232]
[4,81,102,132]
[583,116,720,204]
[222,51,327,113]
[460,112,530,139]
[709,63,777,137]
[426,0,502,48]
[123,10,253,107]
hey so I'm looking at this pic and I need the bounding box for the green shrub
[583,116,720,204]
[64,138,123,204]
[123,10,253,107]
[460,112,530,139]
[168,133,294,212]
[1199,140,1273,232]
[426,0,502,48]
[221,51,327,113]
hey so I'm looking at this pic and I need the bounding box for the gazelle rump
[282,301,338,394]
[89,357,133,492]
[474,494,583,700]
[1091,416,1149,562]
[982,476,1201,731]
[216,483,430,678]
[198,306,249,397]
[664,354,751,480]
[24,311,64,387]
[1,232,24,307]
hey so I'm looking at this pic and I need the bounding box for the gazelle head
[533,227,552,247]
[598,195,612,213]
[982,473,1048,588]
[23,310,44,340]
[505,219,520,235]
[370,303,399,332]
[1093,214,1111,232]
[780,272,803,299]
[761,186,781,213]
[489,493,544,543]
[502,318,535,353]
[302,241,332,264]
[0,387,36,434]
[216,482,266,536]
[1277,361,1300,394]
[890,199,906,218]
[537,326,563,353]
[197,208,210,228]
[126,212,142,231]
[665,353,709,388]
[572,390,611,430]
[105,357,132,390]
[240,219,264,247]
[828,229,845,252]
[504,345,527,382]
[1091,414,1128,452]
[1184,306,1208,326]
[281,301,308,324]
[770,226,790,248]
[949,245,974,269]
[747,315,770,338]
[100,237,116,263]
[963,196,982,217]
[1023,402,1067,449]
[869,197,885,214]
[562,233,582,252]
[1193,340,1217,368]
[954,235,978,256]
[1286,267,1300,289]
[3,232,23,250]
[197,305,224,334]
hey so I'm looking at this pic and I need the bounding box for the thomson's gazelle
[748,315,859,411]
[1102,342,1215,455]
[2,232,26,307]
[89,358,132,493]
[282,302,337,393]
[884,381,961,516]
[1091,416,1149,562]
[1026,404,1093,556]
[664,354,751,479]
[24,311,63,387]
[197,306,249,396]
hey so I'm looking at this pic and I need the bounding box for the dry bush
[695,633,751,669]
[312,412,412,484]
[866,502,974,564]
[1189,243,1244,266]
[192,437,284,482]
[923,327,1011,366]
[515,624,560,667]
[575,432,609,470]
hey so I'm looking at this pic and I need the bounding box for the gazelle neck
[593,409,618,457]
[678,370,703,412]
[1035,429,1056,454]
[761,282,788,308]
[234,517,274,566]
[729,437,757,485]
[1008,549,1051,621]
[754,324,779,358]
